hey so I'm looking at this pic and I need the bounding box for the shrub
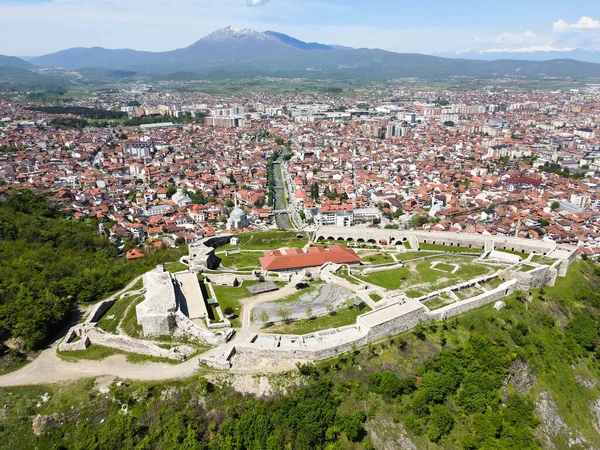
[335,413,364,442]
[566,315,598,350]
[379,371,403,398]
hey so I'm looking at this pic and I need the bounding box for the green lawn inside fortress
[219,230,309,251]
[357,255,499,293]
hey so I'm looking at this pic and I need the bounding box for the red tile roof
[260,245,361,271]
[125,249,145,260]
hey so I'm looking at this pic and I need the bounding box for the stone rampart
[189,236,232,272]
[235,331,370,363]
[361,263,404,275]
[86,298,117,324]
[174,312,226,346]
[427,280,518,321]
[85,329,195,360]
[364,307,429,342]
[516,266,557,291]
[314,227,575,262]
[58,325,195,360]
[58,329,90,352]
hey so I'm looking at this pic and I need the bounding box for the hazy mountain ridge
[0,55,37,71]
[438,49,600,65]
[5,27,600,81]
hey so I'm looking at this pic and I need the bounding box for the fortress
[196,227,579,369]
[58,228,580,370]
[312,227,577,276]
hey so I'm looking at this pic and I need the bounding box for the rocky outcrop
[534,390,592,449]
[365,417,417,450]
[504,359,537,395]
[32,413,62,437]
[590,399,600,436]
[535,391,566,449]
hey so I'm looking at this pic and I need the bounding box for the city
[2,85,600,250]
[2,1,600,448]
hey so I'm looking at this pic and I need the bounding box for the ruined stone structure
[198,230,577,369]
[314,227,577,276]
[60,325,196,361]
[59,265,227,360]
[188,236,231,272]
[136,266,178,337]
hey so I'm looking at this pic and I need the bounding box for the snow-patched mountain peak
[202,26,271,42]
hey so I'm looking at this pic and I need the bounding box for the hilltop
[22,26,600,81]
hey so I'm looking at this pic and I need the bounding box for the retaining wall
[174,312,227,346]
[86,298,117,324]
[516,266,557,291]
[427,280,518,321]
[361,263,404,275]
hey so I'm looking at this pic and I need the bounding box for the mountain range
[437,49,600,65]
[3,26,600,84]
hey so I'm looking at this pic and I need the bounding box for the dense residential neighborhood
[1,84,600,256]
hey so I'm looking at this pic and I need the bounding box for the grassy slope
[219,230,308,251]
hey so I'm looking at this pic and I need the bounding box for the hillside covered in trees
[3,257,600,448]
[0,191,184,351]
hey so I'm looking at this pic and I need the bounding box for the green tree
[409,215,431,229]
[259,310,269,324]
[306,306,313,319]
[276,307,291,324]
[428,404,454,443]
[167,185,178,198]
[310,182,320,202]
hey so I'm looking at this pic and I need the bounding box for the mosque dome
[230,208,246,219]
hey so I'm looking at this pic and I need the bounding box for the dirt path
[0,275,153,387]
[0,348,202,387]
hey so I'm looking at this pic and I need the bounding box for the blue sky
[0,0,599,56]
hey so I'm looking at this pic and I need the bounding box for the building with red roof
[259,244,361,272]
[125,249,145,260]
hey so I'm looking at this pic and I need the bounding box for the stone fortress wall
[59,265,227,360]
[64,229,579,368]
[59,298,197,361]
[86,299,118,324]
[228,273,548,367]
[216,229,578,368]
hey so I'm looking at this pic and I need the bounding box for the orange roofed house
[260,245,361,272]
[125,249,145,260]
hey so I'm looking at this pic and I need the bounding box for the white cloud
[553,16,600,33]
[481,45,575,54]
[466,16,600,55]
[247,0,271,6]
[551,16,600,51]
[474,31,538,45]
